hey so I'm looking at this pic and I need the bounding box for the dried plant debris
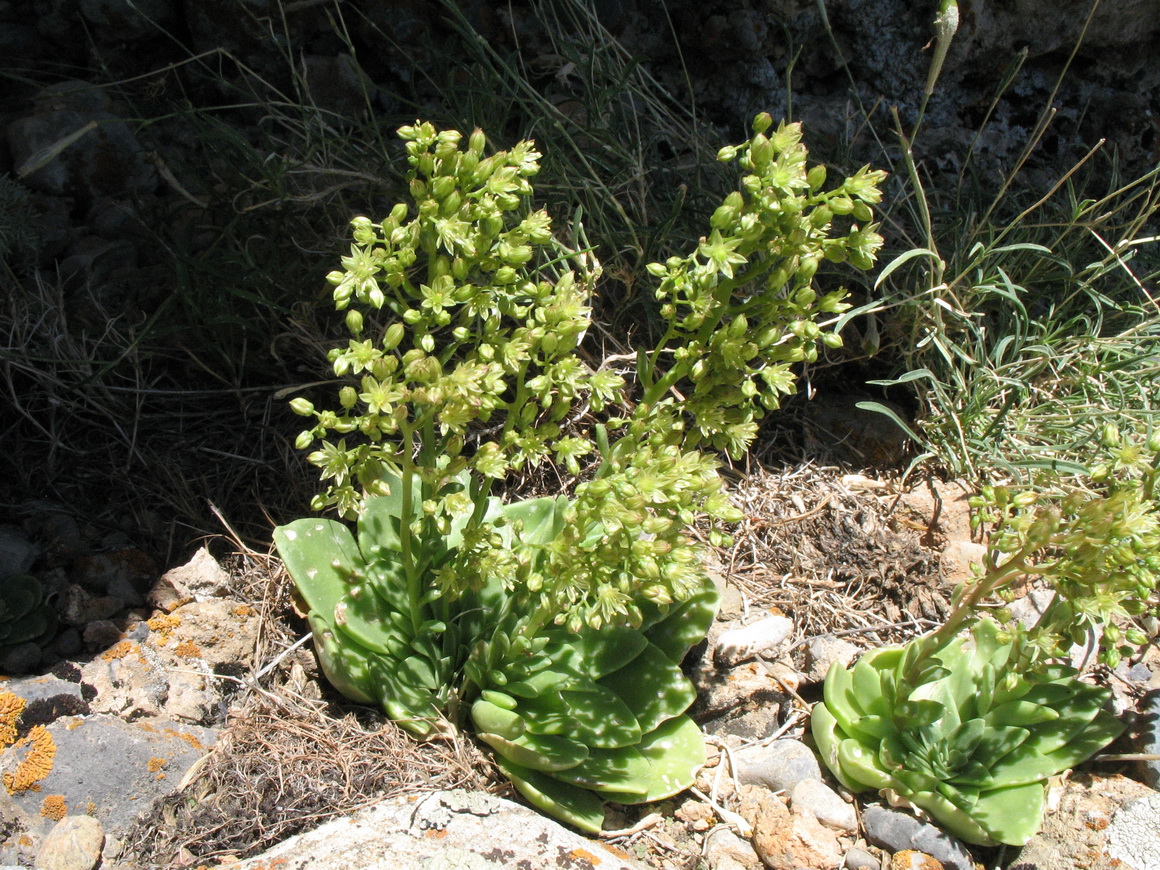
[721,465,947,641]
[125,691,493,868]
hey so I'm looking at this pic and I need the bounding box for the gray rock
[1137,689,1160,789]
[1,643,44,675]
[801,635,859,684]
[6,81,156,205]
[790,778,857,834]
[0,527,37,578]
[3,673,89,723]
[78,0,175,40]
[733,738,822,794]
[4,714,217,836]
[34,815,104,870]
[861,806,973,870]
[703,827,761,870]
[1107,791,1160,870]
[843,846,879,870]
[228,790,647,870]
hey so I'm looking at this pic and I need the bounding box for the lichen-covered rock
[227,790,646,870]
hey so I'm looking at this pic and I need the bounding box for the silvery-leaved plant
[276,116,885,831]
[813,426,1159,846]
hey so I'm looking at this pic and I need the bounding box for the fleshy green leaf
[598,715,706,804]
[495,756,606,834]
[554,746,651,795]
[599,641,696,734]
[517,681,643,748]
[478,730,589,772]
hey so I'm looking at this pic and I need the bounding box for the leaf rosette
[811,618,1123,846]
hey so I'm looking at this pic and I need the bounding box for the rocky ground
[2,469,1158,870]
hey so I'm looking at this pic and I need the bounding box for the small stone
[0,527,38,578]
[790,779,858,834]
[147,547,232,610]
[801,635,859,684]
[891,850,943,870]
[715,614,794,666]
[35,815,104,870]
[703,826,761,870]
[844,846,879,870]
[733,739,822,794]
[938,540,987,587]
[763,661,801,691]
[81,620,123,648]
[1,643,44,675]
[861,806,973,870]
[740,785,842,870]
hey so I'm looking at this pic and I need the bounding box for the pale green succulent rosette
[811,618,1124,846]
[468,579,718,833]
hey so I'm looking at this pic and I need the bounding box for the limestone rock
[715,615,794,666]
[227,790,646,870]
[147,547,233,610]
[34,815,103,870]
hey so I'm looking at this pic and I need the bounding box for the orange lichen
[40,795,66,820]
[232,604,254,618]
[102,640,138,661]
[0,691,26,748]
[147,756,168,772]
[147,612,182,643]
[568,848,602,866]
[174,641,202,660]
[163,728,206,751]
[3,726,56,795]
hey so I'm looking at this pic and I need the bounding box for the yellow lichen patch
[568,847,602,866]
[163,728,206,752]
[0,691,27,748]
[3,726,56,795]
[232,604,254,618]
[147,756,168,773]
[147,612,182,643]
[174,640,202,660]
[40,794,66,820]
[102,640,138,661]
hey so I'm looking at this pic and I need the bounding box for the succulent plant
[0,575,57,667]
[812,618,1124,846]
[275,469,719,831]
[277,115,887,831]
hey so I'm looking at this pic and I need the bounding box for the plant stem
[397,420,424,637]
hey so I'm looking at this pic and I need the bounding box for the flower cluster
[639,114,886,456]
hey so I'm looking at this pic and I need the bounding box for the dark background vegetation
[2,0,1158,563]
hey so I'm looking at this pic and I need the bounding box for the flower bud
[289,397,315,417]
[752,112,773,134]
[376,323,401,352]
[807,164,827,191]
[345,309,364,335]
[294,430,314,450]
[717,145,738,162]
[469,128,486,154]
[339,386,358,409]
[1101,422,1121,448]
[749,133,773,169]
